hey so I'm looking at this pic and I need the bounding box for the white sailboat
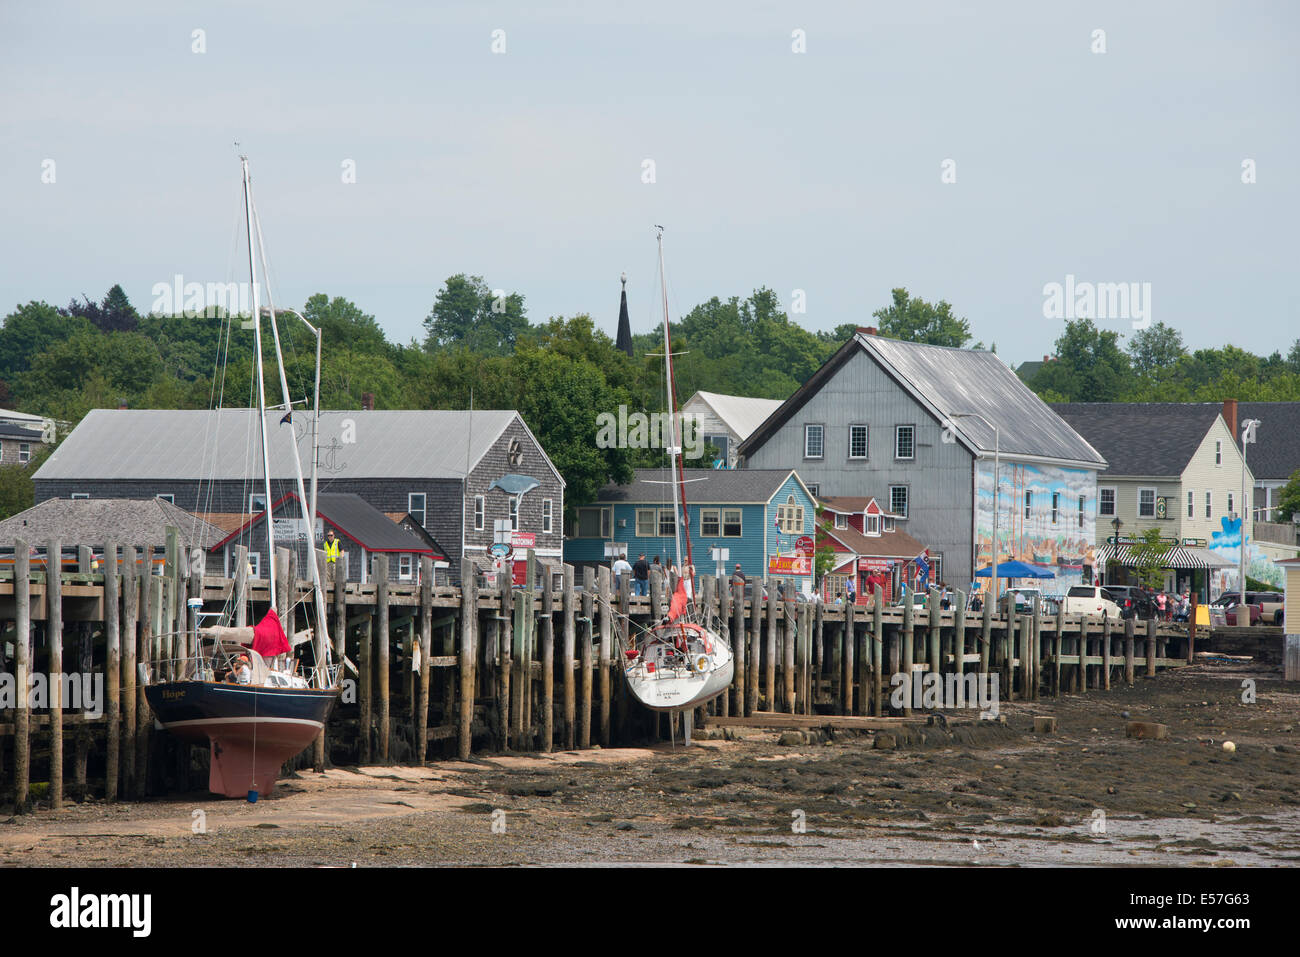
[621,229,734,730]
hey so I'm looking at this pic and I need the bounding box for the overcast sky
[3,0,1296,368]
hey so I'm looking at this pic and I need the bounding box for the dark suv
[1105,585,1158,620]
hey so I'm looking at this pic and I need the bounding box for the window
[1227,492,1234,516]
[865,514,880,536]
[1187,490,1194,519]
[895,425,914,460]
[849,424,868,459]
[71,492,90,500]
[1051,492,1060,525]
[1138,488,1156,518]
[804,424,824,459]
[1024,490,1033,519]
[248,552,262,579]
[657,509,676,537]
[573,507,609,538]
[834,512,847,529]
[156,493,174,504]
[1205,491,1212,519]
[806,484,819,498]
[19,443,30,464]
[509,496,519,531]
[542,499,553,534]
[722,509,742,537]
[635,509,657,537]
[399,555,413,581]
[777,495,805,534]
[889,485,909,518]
[1215,440,1222,466]
[700,509,720,537]
[408,492,426,528]
[704,434,729,464]
[1078,495,1085,528]
[1099,487,1115,516]
[250,493,267,513]
[883,517,895,532]
[474,495,485,531]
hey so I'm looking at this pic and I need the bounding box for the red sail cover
[668,578,689,622]
[251,608,290,658]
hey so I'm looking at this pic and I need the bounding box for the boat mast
[656,228,695,584]
[250,195,334,667]
[242,156,278,607]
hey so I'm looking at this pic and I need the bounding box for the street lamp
[1240,418,1261,609]
[1111,517,1123,585]
[951,412,999,603]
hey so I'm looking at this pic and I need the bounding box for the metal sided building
[32,408,564,584]
[564,468,817,592]
[737,328,1107,589]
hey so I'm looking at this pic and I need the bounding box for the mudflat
[2,665,1297,866]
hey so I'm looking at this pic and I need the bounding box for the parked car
[1209,596,1264,627]
[1062,585,1122,618]
[1105,585,1158,621]
[1245,591,1284,626]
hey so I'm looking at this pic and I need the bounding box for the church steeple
[615,271,633,357]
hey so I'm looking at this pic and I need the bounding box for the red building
[817,496,930,604]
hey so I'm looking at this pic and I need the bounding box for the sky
[2,0,1297,368]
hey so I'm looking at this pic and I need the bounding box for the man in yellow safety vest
[324,528,340,564]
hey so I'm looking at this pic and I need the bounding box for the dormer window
[834,513,847,529]
[865,514,880,536]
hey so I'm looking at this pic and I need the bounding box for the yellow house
[1279,557,1300,680]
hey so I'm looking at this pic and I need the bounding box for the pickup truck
[1245,591,1284,626]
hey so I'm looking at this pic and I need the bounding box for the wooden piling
[496,569,512,751]
[748,587,761,715]
[901,598,914,717]
[136,562,152,799]
[732,581,745,716]
[927,588,940,685]
[457,559,477,760]
[46,540,63,809]
[541,572,555,753]
[1145,618,1157,677]
[13,539,30,812]
[979,596,992,677]
[360,605,373,765]
[842,598,855,716]
[121,547,137,795]
[871,587,883,717]
[1124,616,1136,685]
[580,566,594,750]
[598,565,612,747]
[562,564,576,749]
[374,554,390,761]
[764,590,777,711]
[952,590,966,708]
[1102,615,1112,690]
[104,542,120,801]
[417,557,433,766]
[783,599,796,714]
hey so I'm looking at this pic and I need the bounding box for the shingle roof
[1236,402,1300,480]
[739,334,1106,467]
[33,408,527,481]
[1050,403,1224,477]
[213,492,443,555]
[685,392,785,441]
[594,469,803,505]
[0,423,42,441]
[0,498,226,549]
[818,519,927,560]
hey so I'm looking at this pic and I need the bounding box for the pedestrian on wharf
[633,553,649,596]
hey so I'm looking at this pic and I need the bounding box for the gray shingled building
[33,408,565,583]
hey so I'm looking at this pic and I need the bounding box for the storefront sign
[510,531,535,549]
[795,536,815,556]
[768,555,811,575]
[857,558,894,572]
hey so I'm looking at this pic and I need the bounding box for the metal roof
[594,468,804,505]
[1051,403,1223,477]
[33,408,522,481]
[860,336,1107,466]
[684,392,785,441]
[739,334,1106,468]
[0,497,226,549]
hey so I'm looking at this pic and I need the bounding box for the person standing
[845,574,856,604]
[632,553,649,596]
[612,553,632,592]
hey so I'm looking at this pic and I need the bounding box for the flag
[915,551,930,590]
[279,412,292,425]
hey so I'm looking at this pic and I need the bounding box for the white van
[1063,585,1121,618]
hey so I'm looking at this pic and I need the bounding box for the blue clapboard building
[564,469,817,591]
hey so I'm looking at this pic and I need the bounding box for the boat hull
[624,626,734,712]
[145,681,338,798]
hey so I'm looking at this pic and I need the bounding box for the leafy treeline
[3,281,1297,515]
[1025,319,1300,403]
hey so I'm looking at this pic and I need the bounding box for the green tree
[1275,468,1300,523]
[423,274,530,355]
[0,445,52,520]
[1127,321,1185,377]
[0,302,94,383]
[872,288,974,348]
[302,293,390,356]
[1033,318,1133,401]
[1131,527,1168,591]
